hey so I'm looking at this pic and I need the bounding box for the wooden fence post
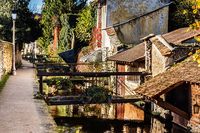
[39,76,43,94]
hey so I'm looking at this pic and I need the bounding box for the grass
[0,74,9,92]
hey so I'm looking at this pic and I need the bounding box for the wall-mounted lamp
[193,95,200,114]
[193,103,200,114]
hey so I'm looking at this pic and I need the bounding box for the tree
[75,3,97,43]
[0,0,41,50]
[176,0,200,65]
[59,14,74,51]
[0,0,13,41]
[187,0,200,65]
[38,0,88,55]
[16,0,41,46]
[171,0,196,29]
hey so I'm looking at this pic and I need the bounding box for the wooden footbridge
[44,95,144,105]
[36,63,149,105]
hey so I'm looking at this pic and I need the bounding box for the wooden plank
[37,71,150,77]
[54,117,145,126]
[39,76,43,94]
[47,96,142,105]
[37,65,70,69]
[156,98,190,120]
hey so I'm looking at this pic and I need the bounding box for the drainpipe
[140,34,155,73]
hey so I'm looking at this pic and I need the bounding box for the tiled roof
[107,27,200,63]
[135,56,200,98]
[151,37,172,56]
[107,43,145,63]
[163,27,200,44]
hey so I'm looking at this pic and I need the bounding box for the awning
[79,49,102,62]
[58,49,76,63]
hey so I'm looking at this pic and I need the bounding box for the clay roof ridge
[155,35,174,51]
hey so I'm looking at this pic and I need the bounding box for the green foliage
[0,0,12,19]
[176,0,200,65]
[0,0,41,47]
[59,14,73,52]
[43,77,73,90]
[0,0,13,40]
[82,85,111,103]
[39,0,63,52]
[75,3,97,43]
[39,0,88,54]
[0,74,9,92]
[172,0,196,28]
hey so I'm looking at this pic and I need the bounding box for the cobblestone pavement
[0,60,56,133]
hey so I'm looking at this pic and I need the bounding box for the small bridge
[45,95,144,105]
[36,63,150,105]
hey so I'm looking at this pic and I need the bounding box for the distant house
[135,56,200,132]
[107,27,200,96]
[78,0,170,68]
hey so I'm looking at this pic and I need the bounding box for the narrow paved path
[0,60,56,133]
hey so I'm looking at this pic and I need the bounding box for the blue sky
[28,0,93,13]
[29,0,43,13]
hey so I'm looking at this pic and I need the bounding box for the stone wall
[189,84,200,132]
[0,40,21,79]
[107,0,169,27]
[1,41,12,75]
[151,44,166,76]
[0,41,12,76]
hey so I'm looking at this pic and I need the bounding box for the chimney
[140,34,155,73]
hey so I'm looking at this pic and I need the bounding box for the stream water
[48,103,189,133]
[49,103,149,133]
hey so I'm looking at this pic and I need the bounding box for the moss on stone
[0,74,9,92]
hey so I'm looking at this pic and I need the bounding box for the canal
[50,103,148,133]
[48,103,189,133]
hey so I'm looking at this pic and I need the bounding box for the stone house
[149,27,200,77]
[78,0,170,66]
[135,56,200,132]
[107,27,200,96]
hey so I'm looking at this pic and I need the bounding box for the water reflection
[49,103,148,133]
[55,117,148,133]
[49,103,188,133]
[49,103,144,121]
